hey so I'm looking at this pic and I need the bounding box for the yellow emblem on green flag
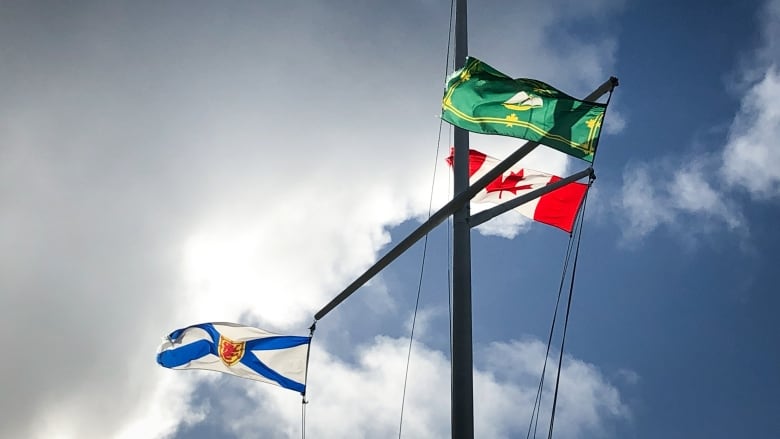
[442,57,607,162]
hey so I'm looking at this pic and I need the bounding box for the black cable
[529,86,615,439]
[445,0,455,420]
[541,83,613,438]
[301,323,315,439]
[588,88,615,168]
[398,3,455,437]
[546,182,592,439]
[527,233,577,439]
[398,231,430,439]
[301,398,306,439]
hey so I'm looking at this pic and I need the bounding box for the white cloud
[721,67,780,198]
[0,1,624,437]
[180,336,629,439]
[478,339,629,438]
[617,165,674,240]
[615,368,641,386]
[617,160,743,241]
[721,0,780,199]
[616,0,779,241]
[604,108,627,135]
[402,306,441,338]
[474,210,533,239]
[114,374,206,439]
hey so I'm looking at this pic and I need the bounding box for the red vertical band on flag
[447,147,486,177]
[533,176,588,233]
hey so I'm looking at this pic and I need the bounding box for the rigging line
[532,238,576,439]
[301,323,315,439]
[397,129,439,436]
[546,181,593,439]
[535,84,613,439]
[301,398,306,439]
[447,126,454,413]
[444,0,455,409]
[447,121,454,397]
[527,232,577,439]
[397,226,430,439]
[539,84,613,437]
[589,87,616,169]
[399,3,455,437]
[535,84,613,438]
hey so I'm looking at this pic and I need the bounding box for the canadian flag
[447,149,588,233]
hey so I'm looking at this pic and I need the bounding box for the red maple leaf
[485,170,532,198]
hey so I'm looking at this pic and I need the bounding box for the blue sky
[1,0,779,438]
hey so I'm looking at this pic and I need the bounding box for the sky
[1,0,779,438]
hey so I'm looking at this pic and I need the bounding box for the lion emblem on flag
[218,336,246,366]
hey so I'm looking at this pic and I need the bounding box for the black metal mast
[312,2,617,435]
[450,0,473,437]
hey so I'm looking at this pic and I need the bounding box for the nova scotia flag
[157,322,311,393]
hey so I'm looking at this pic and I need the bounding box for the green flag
[442,57,607,162]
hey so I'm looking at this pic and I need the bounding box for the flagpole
[312,141,539,322]
[311,1,617,431]
[312,76,616,322]
[451,0,473,437]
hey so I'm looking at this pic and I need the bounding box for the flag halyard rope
[524,174,594,439]
[398,2,456,436]
[301,322,316,439]
[526,225,578,439]
[546,176,594,439]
